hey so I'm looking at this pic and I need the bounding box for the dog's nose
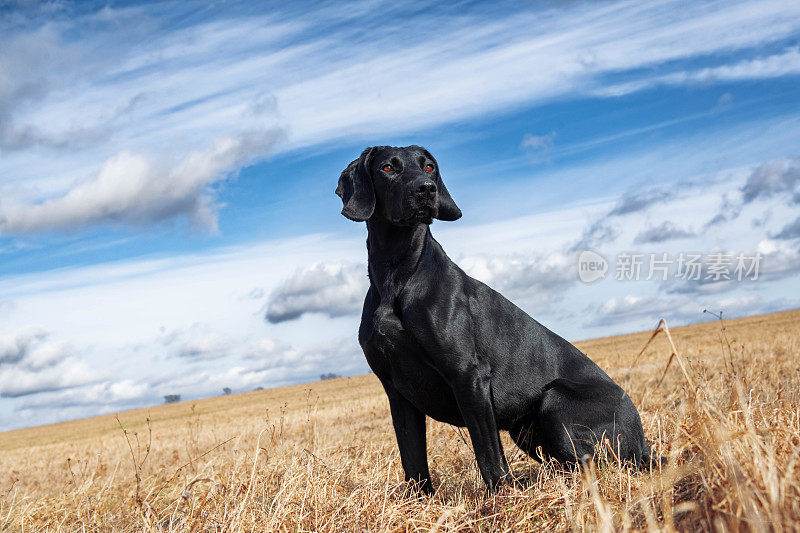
[416,180,437,198]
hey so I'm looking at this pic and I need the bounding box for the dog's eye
[382,164,393,172]
[424,164,434,172]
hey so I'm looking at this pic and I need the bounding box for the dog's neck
[366,217,431,299]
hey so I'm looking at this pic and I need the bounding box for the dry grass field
[2,309,799,531]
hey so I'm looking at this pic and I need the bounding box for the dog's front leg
[383,383,434,495]
[451,370,510,491]
[404,309,510,490]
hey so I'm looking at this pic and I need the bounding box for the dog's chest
[364,304,463,425]
[364,303,411,374]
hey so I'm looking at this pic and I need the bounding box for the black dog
[336,145,655,493]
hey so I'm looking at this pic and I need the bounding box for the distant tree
[223,387,232,395]
[164,394,181,404]
[320,372,340,381]
[254,386,265,391]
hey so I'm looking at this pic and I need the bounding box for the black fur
[336,145,655,494]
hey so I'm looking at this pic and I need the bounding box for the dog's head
[335,145,461,225]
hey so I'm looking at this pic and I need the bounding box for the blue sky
[1,0,799,431]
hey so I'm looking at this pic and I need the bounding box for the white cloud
[160,323,235,361]
[585,295,693,327]
[0,327,100,397]
[717,93,734,107]
[756,239,800,281]
[521,132,556,151]
[240,336,364,386]
[0,129,283,234]
[773,217,800,240]
[0,326,47,365]
[459,253,577,306]
[265,263,369,323]
[740,157,800,204]
[16,379,150,410]
[597,47,800,96]
[689,46,800,83]
[697,157,800,230]
[633,222,696,245]
[271,0,800,148]
[521,132,557,164]
[609,190,676,217]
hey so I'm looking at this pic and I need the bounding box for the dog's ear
[435,174,462,221]
[416,147,462,221]
[335,147,376,222]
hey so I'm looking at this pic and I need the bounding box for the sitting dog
[335,145,656,493]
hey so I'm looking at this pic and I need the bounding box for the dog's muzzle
[411,178,438,224]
